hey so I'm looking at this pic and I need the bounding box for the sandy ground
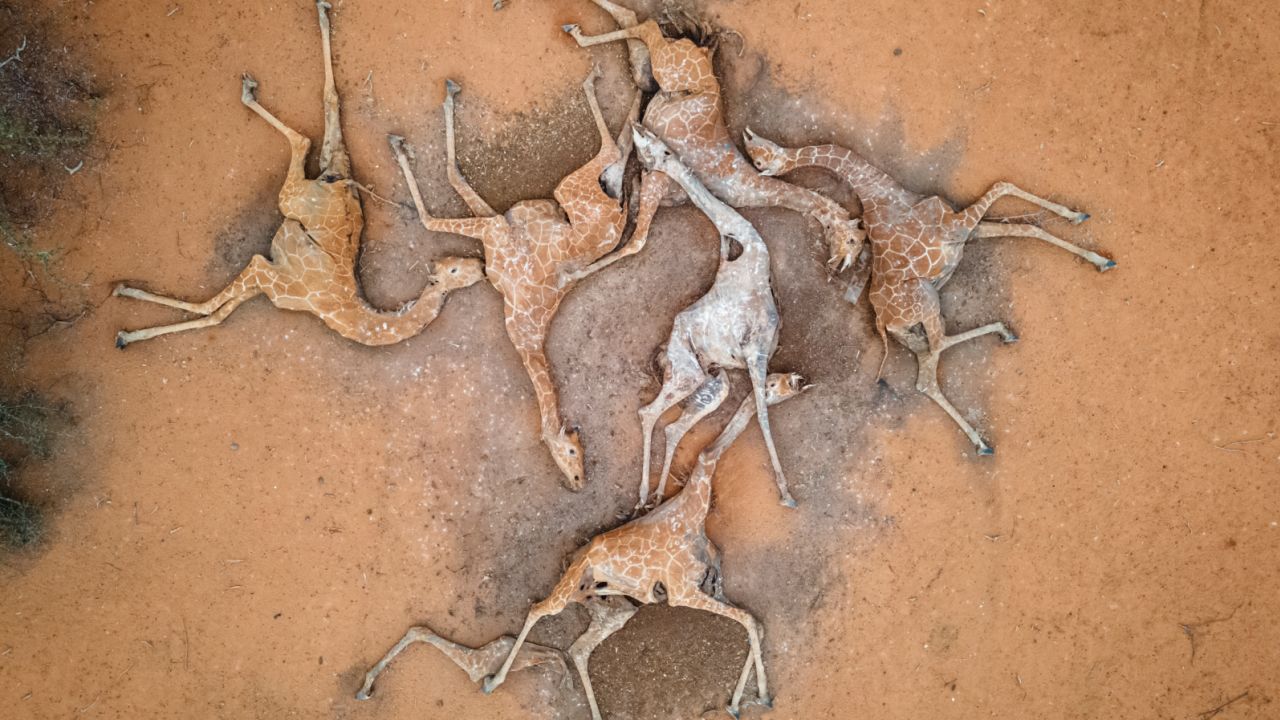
[2,0,1278,719]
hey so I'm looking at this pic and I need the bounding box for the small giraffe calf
[744,131,1116,453]
[114,1,483,348]
[390,70,643,491]
[481,372,809,719]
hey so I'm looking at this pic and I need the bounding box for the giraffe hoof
[1072,212,1091,224]
[977,444,995,457]
[354,688,371,701]
[115,333,128,350]
[1100,258,1117,272]
[1002,333,1019,344]
[445,78,460,96]
[758,695,775,709]
[726,707,741,720]
[779,496,797,509]
[561,23,579,34]
[240,73,258,103]
[481,675,498,694]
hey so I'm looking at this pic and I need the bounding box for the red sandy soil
[1,1,1277,719]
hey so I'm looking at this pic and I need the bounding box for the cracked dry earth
[1,1,1278,719]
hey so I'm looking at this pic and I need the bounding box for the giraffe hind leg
[115,282,261,348]
[975,221,1115,271]
[315,0,350,178]
[637,339,706,511]
[587,0,656,91]
[655,370,729,504]
[569,598,639,720]
[115,256,275,348]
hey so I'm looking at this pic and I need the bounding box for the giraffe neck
[660,157,768,258]
[323,281,451,346]
[786,145,907,206]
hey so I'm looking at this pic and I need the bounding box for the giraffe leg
[655,370,729,504]
[747,354,796,508]
[442,80,498,217]
[900,285,1001,455]
[974,221,1115,271]
[241,74,310,184]
[669,589,770,715]
[562,23,644,49]
[638,336,706,511]
[356,627,567,699]
[356,626,437,699]
[114,255,275,316]
[482,593,573,694]
[554,68,622,222]
[115,281,262,348]
[629,169,676,252]
[601,88,642,200]
[315,0,350,177]
[586,0,656,91]
[389,135,503,241]
[958,180,1090,226]
[569,597,639,720]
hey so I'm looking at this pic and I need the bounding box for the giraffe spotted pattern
[113,1,483,349]
[744,134,1116,454]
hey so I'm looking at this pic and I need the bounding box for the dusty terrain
[2,1,1278,719]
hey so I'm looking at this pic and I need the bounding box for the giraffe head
[549,425,586,491]
[432,256,485,291]
[825,218,867,273]
[742,127,794,177]
[764,372,811,404]
[630,123,678,174]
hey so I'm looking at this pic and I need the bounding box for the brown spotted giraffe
[562,1,866,275]
[743,132,1116,454]
[628,125,798,511]
[355,624,567,700]
[481,372,810,719]
[389,71,643,490]
[113,2,484,348]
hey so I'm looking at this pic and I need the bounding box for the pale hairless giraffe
[744,132,1116,453]
[481,372,810,719]
[628,125,798,511]
[389,71,644,490]
[113,2,484,348]
[355,624,567,700]
[562,1,866,277]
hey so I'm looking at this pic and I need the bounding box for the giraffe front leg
[442,80,498,217]
[974,221,1116,271]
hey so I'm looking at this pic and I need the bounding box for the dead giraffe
[113,1,484,348]
[389,71,643,490]
[630,125,800,513]
[481,372,810,719]
[743,132,1116,454]
[562,1,866,277]
[355,624,567,700]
